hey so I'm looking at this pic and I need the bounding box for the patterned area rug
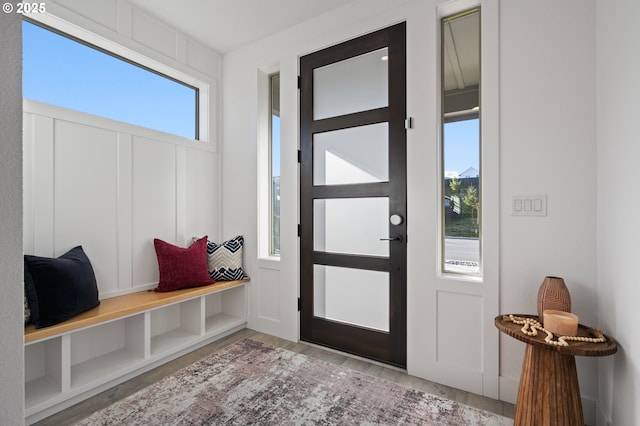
[76,339,512,425]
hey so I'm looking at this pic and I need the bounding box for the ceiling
[442,10,480,115]
[127,0,358,53]
[443,11,480,92]
[126,0,478,115]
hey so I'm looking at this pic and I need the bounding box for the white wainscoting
[23,99,220,299]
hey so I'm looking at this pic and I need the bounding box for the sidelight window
[269,73,281,256]
[441,8,481,275]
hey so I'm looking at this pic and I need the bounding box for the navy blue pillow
[24,246,100,329]
[24,261,40,326]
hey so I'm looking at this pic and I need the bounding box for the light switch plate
[512,194,547,216]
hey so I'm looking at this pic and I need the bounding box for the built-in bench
[24,279,249,424]
[25,280,248,343]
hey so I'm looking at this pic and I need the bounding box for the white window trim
[437,0,490,283]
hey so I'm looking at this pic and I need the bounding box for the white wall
[222,0,600,418]
[4,0,621,423]
[23,101,219,297]
[596,0,640,424]
[498,0,599,416]
[21,0,223,299]
[223,0,429,347]
[0,7,25,425]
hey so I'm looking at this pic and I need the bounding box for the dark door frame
[299,22,407,368]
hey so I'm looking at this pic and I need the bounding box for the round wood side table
[495,314,617,426]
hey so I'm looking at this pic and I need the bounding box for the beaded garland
[503,314,606,347]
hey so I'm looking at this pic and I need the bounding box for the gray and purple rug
[76,339,512,425]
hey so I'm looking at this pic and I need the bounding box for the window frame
[269,72,281,257]
[23,14,211,142]
[439,7,482,278]
[257,65,281,261]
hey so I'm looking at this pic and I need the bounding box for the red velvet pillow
[153,236,214,292]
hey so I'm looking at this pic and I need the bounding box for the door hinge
[297,76,301,89]
[298,297,302,311]
[297,149,302,163]
[297,224,301,237]
[405,117,413,129]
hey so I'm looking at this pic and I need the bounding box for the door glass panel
[314,123,388,185]
[313,48,388,120]
[314,198,389,256]
[314,265,389,332]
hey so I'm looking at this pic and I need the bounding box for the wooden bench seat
[25,279,249,343]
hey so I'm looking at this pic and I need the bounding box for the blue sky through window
[272,116,281,176]
[22,20,197,140]
[444,118,479,175]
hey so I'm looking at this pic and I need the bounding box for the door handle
[380,235,403,243]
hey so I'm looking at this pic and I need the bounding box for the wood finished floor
[36,329,515,425]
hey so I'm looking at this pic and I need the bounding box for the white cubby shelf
[24,280,248,425]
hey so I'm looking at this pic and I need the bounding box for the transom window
[22,20,199,140]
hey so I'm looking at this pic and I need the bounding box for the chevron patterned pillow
[192,235,249,281]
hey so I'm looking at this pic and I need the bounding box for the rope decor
[503,314,606,347]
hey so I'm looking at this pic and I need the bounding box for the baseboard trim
[596,399,614,426]
[498,376,518,404]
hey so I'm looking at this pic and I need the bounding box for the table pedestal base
[515,344,583,426]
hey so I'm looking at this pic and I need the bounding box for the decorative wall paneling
[23,100,219,298]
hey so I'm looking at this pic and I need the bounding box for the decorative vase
[537,276,571,323]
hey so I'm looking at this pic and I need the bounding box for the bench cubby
[150,298,202,356]
[70,313,147,389]
[25,337,65,408]
[24,280,248,424]
[204,283,246,334]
